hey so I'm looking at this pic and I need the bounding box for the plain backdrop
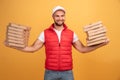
[0,0,120,80]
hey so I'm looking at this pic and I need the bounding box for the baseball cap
[52,6,65,15]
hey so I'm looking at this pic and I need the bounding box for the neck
[54,24,64,31]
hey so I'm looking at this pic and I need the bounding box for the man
[19,6,109,80]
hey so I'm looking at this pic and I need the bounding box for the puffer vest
[44,23,73,71]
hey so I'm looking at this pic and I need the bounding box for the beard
[54,21,64,26]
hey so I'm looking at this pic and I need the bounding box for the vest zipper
[58,30,63,70]
[52,30,60,70]
[59,43,60,46]
[58,38,61,70]
[52,29,64,70]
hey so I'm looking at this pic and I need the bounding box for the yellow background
[0,0,120,80]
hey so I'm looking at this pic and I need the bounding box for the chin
[55,22,64,26]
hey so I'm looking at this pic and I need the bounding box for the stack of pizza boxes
[84,21,107,46]
[5,23,31,48]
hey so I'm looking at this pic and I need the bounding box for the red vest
[44,23,74,71]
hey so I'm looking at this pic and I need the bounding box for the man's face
[52,10,65,26]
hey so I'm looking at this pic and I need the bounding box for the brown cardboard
[87,36,107,44]
[87,39,106,46]
[83,21,108,46]
[84,21,102,29]
[87,33,106,40]
[5,23,31,48]
[87,29,106,37]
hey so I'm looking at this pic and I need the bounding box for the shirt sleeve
[38,31,45,43]
[73,32,79,43]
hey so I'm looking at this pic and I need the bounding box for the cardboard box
[5,23,31,48]
[83,21,108,46]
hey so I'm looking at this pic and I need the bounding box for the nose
[59,16,63,20]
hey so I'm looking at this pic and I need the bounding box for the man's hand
[4,39,44,53]
[73,38,110,53]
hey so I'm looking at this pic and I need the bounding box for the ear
[52,14,55,19]
[52,14,55,17]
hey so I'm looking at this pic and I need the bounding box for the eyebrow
[55,14,65,16]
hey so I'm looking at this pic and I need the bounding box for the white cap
[52,6,65,15]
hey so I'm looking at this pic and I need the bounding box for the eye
[55,15,59,17]
[61,15,65,17]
